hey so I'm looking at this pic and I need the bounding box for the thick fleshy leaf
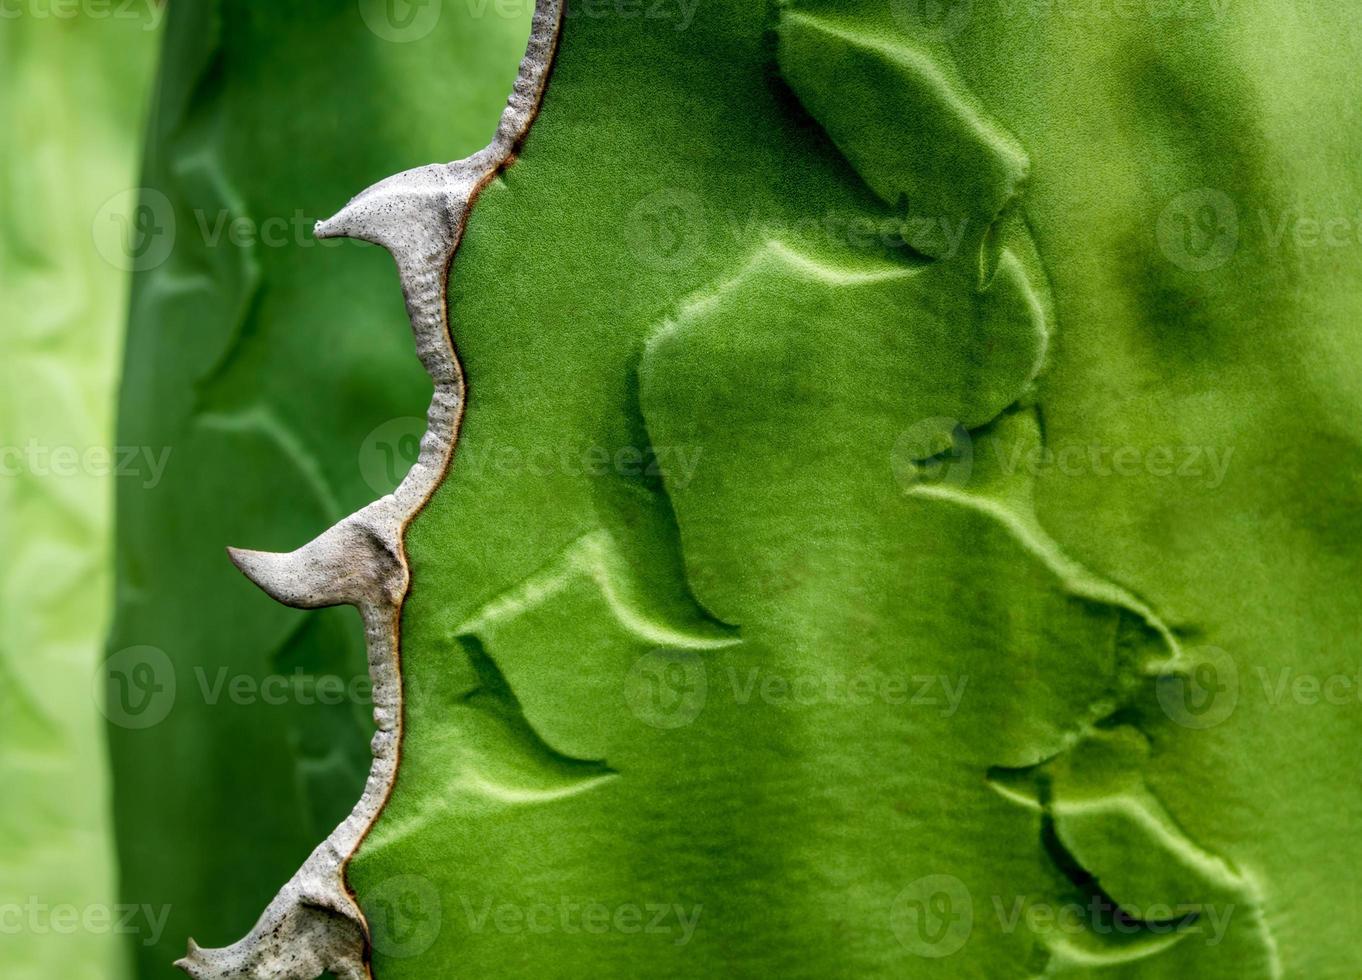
[348,0,1362,976]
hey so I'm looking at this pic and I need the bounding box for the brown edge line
[335,6,569,973]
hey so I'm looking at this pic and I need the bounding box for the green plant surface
[0,9,160,980]
[344,0,1362,976]
[106,4,533,978]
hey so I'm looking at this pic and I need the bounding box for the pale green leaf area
[350,0,1362,976]
[106,3,532,978]
[0,9,160,980]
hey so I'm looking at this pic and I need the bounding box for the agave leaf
[351,0,1362,976]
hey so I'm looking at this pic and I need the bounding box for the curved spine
[175,3,563,977]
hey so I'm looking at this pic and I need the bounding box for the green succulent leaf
[107,0,1362,976]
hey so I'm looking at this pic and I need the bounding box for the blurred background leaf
[0,7,161,979]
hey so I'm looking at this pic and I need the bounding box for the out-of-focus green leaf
[0,8,160,980]
[106,3,532,977]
